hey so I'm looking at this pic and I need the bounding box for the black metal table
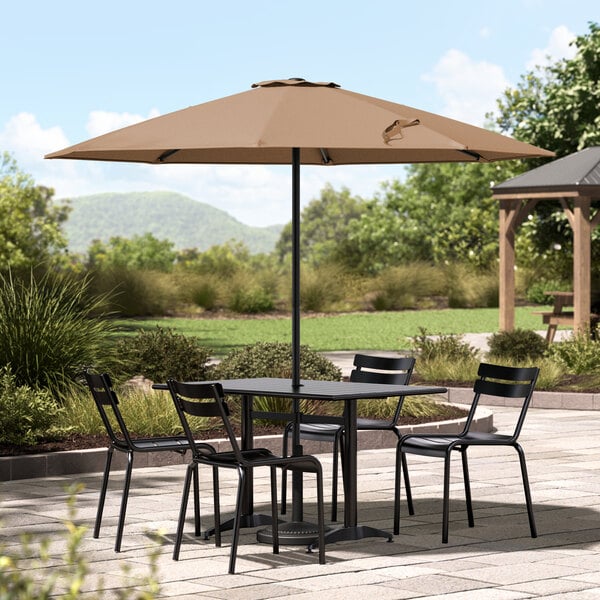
[159,377,446,548]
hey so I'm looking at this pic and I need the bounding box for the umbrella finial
[382,118,420,144]
[252,78,340,88]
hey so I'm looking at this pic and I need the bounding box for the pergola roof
[492,146,600,197]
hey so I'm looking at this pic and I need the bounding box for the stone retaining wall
[0,402,492,482]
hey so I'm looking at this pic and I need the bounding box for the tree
[86,232,177,272]
[0,153,70,269]
[494,21,600,158]
[345,161,521,273]
[275,184,366,266]
[493,21,600,279]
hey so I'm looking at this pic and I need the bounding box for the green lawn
[117,307,546,355]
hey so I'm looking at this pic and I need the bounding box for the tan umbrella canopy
[46,78,553,385]
[47,78,552,165]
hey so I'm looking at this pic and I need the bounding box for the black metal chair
[281,354,416,521]
[84,370,217,552]
[393,362,540,543]
[167,379,326,574]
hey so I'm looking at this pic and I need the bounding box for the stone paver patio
[1,405,600,598]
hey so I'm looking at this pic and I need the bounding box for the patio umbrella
[46,78,553,387]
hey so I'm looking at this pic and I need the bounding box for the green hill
[62,191,282,254]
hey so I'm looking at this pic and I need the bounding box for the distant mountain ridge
[62,191,282,254]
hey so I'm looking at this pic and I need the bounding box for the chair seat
[356,417,394,430]
[298,422,342,441]
[402,432,517,457]
[401,436,459,457]
[129,437,190,451]
[200,447,321,472]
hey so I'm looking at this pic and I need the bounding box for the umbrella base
[256,521,329,546]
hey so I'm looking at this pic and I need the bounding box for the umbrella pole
[292,147,301,388]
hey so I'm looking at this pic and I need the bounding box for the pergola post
[499,199,516,331]
[498,198,538,331]
[572,197,592,334]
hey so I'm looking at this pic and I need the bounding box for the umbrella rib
[158,149,181,162]
[320,148,332,164]
[459,149,482,161]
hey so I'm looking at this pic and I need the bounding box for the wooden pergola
[492,147,600,335]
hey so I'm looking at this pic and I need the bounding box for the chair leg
[331,432,341,521]
[315,467,326,565]
[115,451,134,553]
[173,462,194,561]
[393,445,402,535]
[401,454,415,516]
[212,466,222,547]
[270,466,279,554]
[229,466,246,575]
[460,448,474,528]
[94,447,114,539]
[193,463,201,536]
[441,453,452,544]
[515,443,537,538]
[280,425,291,515]
[392,431,414,517]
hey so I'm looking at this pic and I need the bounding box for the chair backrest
[167,380,243,461]
[84,370,135,449]
[350,354,416,423]
[464,362,540,440]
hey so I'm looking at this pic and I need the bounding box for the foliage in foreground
[0,269,116,398]
[0,484,161,599]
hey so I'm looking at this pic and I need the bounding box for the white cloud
[526,25,577,70]
[86,108,161,138]
[0,112,69,165]
[422,49,510,125]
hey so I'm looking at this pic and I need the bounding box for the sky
[1,1,597,227]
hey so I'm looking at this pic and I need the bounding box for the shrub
[0,269,117,398]
[300,266,344,312]
[216,341,341,381]
[546,332,600,374]
[90,267,175,316]
[411,327,479,362]
[370,264,439,311]
[116,326,213,383]
[214,342,342,420]
[227,286,274,313]
[487,328,548,362]
[0,365,65,445]
[190,280,219,310]
[62,385,211,436]
[445,265,499,308]
[526,280,569,305]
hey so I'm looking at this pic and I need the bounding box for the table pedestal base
[308,525,393,550]
[256,521,330,545]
